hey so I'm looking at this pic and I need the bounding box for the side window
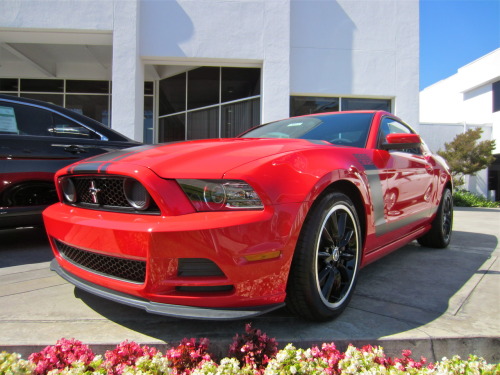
[378,117,421,155]
[0,101,52,136]
[0,105,19,134]
[0,101,100,139]
[50,113,100,139]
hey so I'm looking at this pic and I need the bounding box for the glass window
[0,102,52,136]
[290,96,340,116]
[20,93,64,106]
[187,67,219,110]
[221,98,260,137]
[66,94,109,124]
[158,67,261,142]
[221,68,260,103]
[21,79,64,93]
[242,112,373,148]
[342,98,391,112]
[144,96,154,144]
[187,107,219,139]
[144,81,154,95]
[159,73,186,116]
[50,113,100,139]
[378,117,420,154]
[66,80,109,94]
[159,114,185,142]
[493,80,500,113]
[0,78,18,92]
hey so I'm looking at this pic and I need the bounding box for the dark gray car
[0,94,139,229]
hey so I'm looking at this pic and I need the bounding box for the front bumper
[43,202,303,318]
[50,259,284,320]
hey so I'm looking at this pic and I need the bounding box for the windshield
[240,112,374,148]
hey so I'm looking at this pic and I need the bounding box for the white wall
[139,0,291,123]
[290,0,420,127]
[420,49,500,198]
[420,123,493,196]
[1,0,420,141]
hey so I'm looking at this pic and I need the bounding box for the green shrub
[453,190,500,208]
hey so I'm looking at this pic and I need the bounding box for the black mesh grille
[66,176,159,214]
[55,239,146,283]
[74,177,128,206]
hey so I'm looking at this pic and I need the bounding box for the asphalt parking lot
[0,207,499,362]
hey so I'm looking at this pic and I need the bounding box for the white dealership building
[420,49,500,200]
[0,0,419,144]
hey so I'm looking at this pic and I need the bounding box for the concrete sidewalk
[0,208,499,362]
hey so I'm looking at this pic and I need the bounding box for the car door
[0,99,129,170]
[374,116,434,235]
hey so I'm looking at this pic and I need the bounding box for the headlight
[123,178,151,210]
[177,179,264,211]
[60,177,77,203]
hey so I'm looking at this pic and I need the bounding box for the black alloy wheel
[287,192,361,321]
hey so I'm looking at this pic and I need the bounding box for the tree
[438,128,496,187]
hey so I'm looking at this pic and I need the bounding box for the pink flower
[28,338,95,375]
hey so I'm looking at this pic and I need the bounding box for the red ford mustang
[43,111,453,321]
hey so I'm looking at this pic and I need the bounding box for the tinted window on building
[291,97,340,116]
[159,73,186,116]
[221,68,260,103]
[290,96,391,116]
[66,80,109,94]
[493,81,500,113]
[0,78,18,91]
[20,93,64,107]
[66,94,109,125]
[188,67,219,110]
[159,114,185,142]
[187,107,219,139]
[342,98,391,112]
[21,79,64,93]
[158,67,261,142]
[144,81,154,95]
[222,98,260,137]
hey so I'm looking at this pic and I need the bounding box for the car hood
[80,138,330,179]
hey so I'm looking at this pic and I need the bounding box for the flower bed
[1,324,498,375]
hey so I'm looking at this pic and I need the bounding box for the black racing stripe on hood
[83,145,159,163]
[69,162,109,174]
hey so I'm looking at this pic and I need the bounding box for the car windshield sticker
[0,106,19,134]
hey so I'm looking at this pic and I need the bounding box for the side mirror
[381,133,422,150]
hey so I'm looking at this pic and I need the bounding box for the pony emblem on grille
[88,180,101,204]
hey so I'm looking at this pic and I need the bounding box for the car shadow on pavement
[73,230,498,345]
[0,227,52,267]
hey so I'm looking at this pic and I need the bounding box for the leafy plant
[28,338,96,375]
[5,327,499,375]
[165,338,212,374]
[228,324,278,372]
[437,128,496,187]
[0,352,35,375]
[453,189,499,208]
[104,341,158,375]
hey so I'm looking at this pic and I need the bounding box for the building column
[261,0,290,123]
[111,0,143,141]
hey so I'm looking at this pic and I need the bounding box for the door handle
[64,145,87,154]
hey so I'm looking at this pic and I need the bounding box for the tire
[286,192,362,321]
[417,188,453,249]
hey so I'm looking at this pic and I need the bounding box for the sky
[420,0,500,90]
